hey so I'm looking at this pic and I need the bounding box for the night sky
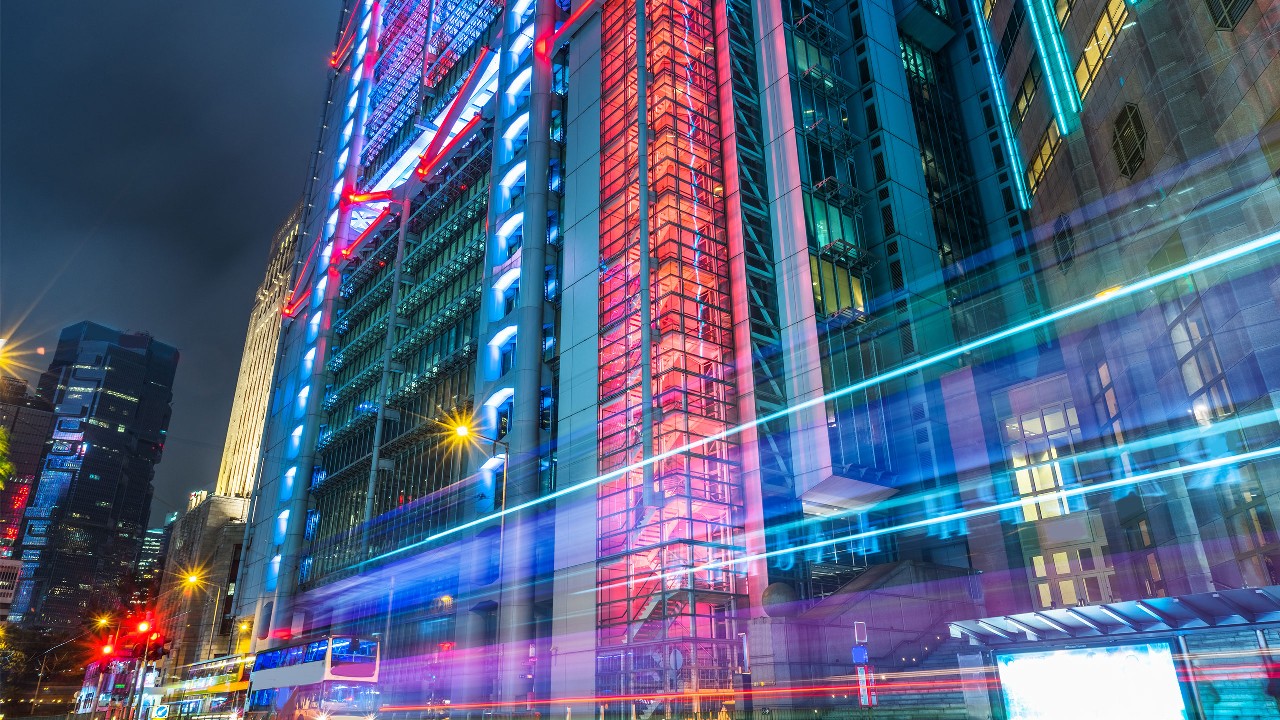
[1,3,341,523]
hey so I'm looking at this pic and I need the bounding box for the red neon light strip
[414,47,491,174]
[536,0,600,59]
[341,206,393,259]
[416,114,483,179]
[346,189,396,205]
[329,3,362,67]
[282,287,312,318]
[283,232,326,317]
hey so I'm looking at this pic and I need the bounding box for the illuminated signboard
[996,642,1189,720]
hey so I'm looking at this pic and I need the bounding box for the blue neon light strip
[358,226,1280,568]
[970,0,1033,210]
[1023,0,1081,135]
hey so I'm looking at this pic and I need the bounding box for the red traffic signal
[136,620,151,633]
[101,644,115,656]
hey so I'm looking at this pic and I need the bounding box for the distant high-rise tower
[9,322,179,630]
[214,206,302,498]
[0,378,53,558]
[129,521,173,607]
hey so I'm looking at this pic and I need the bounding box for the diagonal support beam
[416,46,492,177]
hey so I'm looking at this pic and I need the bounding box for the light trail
[746,405,1280,540]
[358,227,1280,568]
[592,443,1280,591]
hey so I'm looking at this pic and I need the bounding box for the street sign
[154,705,169,718]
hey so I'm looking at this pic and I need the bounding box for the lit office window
[1026,121,1062,194]
[1002,401,1082,522]
[1074,0,1128,99]
[1056,0,1073,24]
[1010,60,1042,129]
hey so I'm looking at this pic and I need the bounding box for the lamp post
[184,574,229,662]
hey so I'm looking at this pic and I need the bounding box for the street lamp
[184,573,230,658]
[448,422,509,510]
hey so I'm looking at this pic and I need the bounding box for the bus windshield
[329,638,377,678]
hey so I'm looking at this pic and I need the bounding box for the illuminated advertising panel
[996,643,1188,720]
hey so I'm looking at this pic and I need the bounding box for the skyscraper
[215,206,304,498]
[9,322,179,631]
[229,0,1280,716]
[130,523,173,608]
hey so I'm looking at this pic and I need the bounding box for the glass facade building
[227,0,1280,717]
[10,321,179,631]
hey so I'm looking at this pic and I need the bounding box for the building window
[1029,548,1110,608]
[1052,214,1075,271]
[1010,60,1042,130]
[1217,466,1280,587]
[1081,333,1125,448]
[1125,517,1166,598]
[997,1,1027,70]
[1205,0,1252,28]
[1112,104,1147,178]
[1165,290,1234,426]
[810,255,866,318]
[1056,0,1073,24]
[1026,122,1062,194]
[901,37,938,85]
[1002,401,1083,522]
[1075,0,1128,99]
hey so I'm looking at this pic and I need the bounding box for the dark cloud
[1,2,341,522]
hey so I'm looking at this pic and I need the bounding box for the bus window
[304,640,328,663]
[285,645,306,666]
[329,638,376,678]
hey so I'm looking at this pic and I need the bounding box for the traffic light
[114,612,159,660]
[145,633,173,661]
[101,643,115,657]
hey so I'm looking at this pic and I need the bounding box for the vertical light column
[596,0,746,711]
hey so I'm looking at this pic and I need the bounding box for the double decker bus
[245,636,380,720]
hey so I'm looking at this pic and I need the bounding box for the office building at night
[226,0,1280,717]
[216,206,305,499]
[129,522,173,607]
[157,492,248,671]
[0,377,54,559]
[9,322,179,631]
